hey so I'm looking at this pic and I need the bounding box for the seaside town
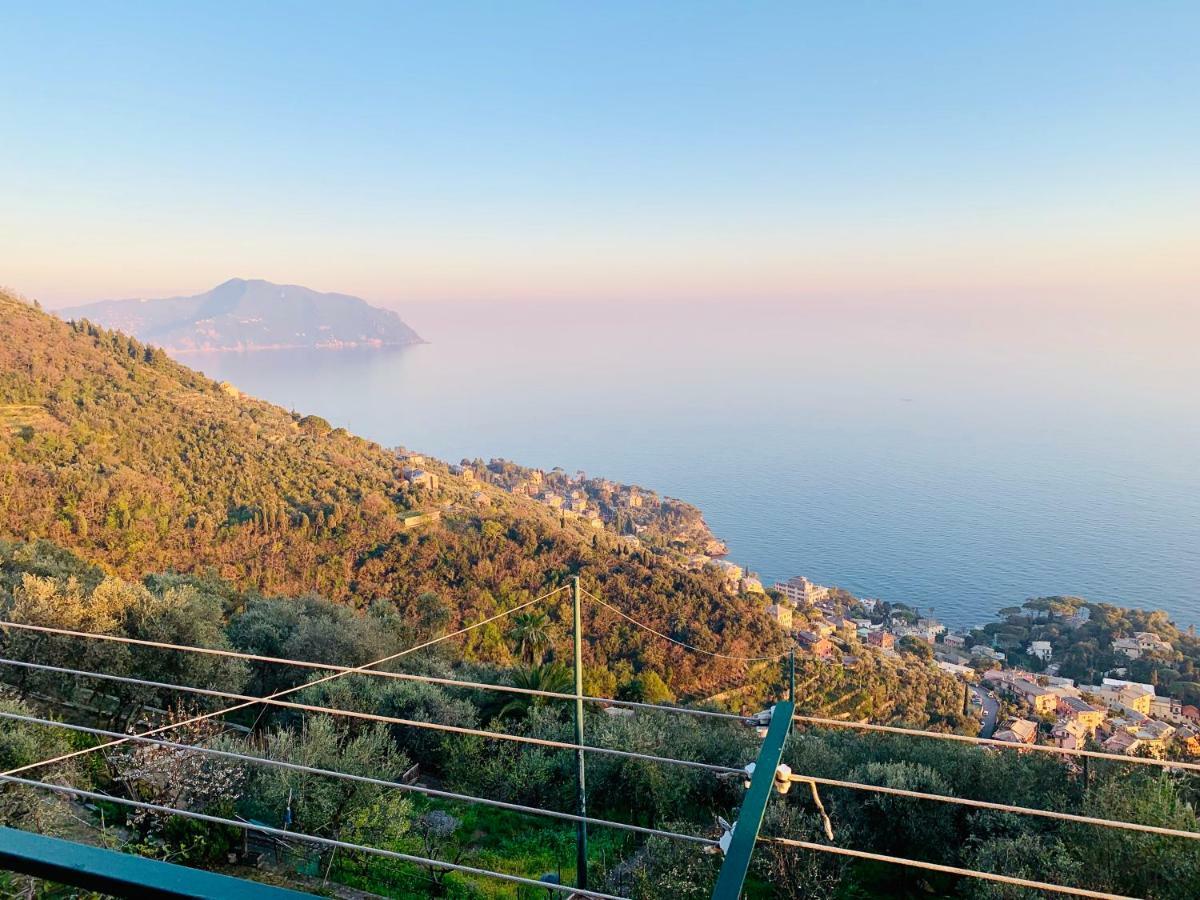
[397,452,729,555]
[395,449,1200,763]
[760,574,1200,761]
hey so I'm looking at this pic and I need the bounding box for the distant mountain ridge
[59,278,424,352]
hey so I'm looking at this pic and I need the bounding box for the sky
[1,2,1198,310]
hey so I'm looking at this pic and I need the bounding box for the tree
[109,710,245,863]
[497,662,573,719]
[620,670,674,704]
[297,415,332,435]
[508,611,553,666]
[0,694,76,833]
[414,810,465,896]
[238,715,413,870]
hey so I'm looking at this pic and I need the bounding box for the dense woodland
[2,290,1198,897]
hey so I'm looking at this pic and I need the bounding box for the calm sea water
[186,300,1200,630]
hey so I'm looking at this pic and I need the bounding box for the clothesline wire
[0,584,570,778]
[0,773,629,900]
[580,587,791,662]
[0,657,739,775]
[0,710,717,847]
[0,623,748,722]
[783,772,1199,842]
[792,713,1200,774]
[759,835,1136,900]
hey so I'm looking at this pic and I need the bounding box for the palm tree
[497,662,574,720]
[508,612,553,666]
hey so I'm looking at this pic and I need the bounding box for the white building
[1027,640,1053,662]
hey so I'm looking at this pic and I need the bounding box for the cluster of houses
[758,575,1199,762]
[982,669,1200,758]
[396,452,441,492]
[764,576,885,662]
[1111,631,1174,659]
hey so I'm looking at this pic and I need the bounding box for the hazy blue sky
[2,2,1197,308]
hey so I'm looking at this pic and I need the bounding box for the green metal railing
[711,651,795,899]
[0,826,311,899]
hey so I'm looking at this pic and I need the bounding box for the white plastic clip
[717,816,736,856]
[742,762,756,790]
[773,763,793,795]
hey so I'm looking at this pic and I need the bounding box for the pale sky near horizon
[1,2,1197,310]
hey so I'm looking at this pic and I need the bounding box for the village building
[766,602,793,630]
[1150,695,1185,724]
[983,671,1058,716]
[709,559,744,582]
[942,633,967,649]
[399,510,441,530]
[773,575,830,606]
[936,660,973,677]
[993,717,1039,745]
[970,645,1006,663]
[1062,609,1091,628]
[1056,696,1104,733]
[1112,636,1142,659]
[1174,723,1200,757]
[1085,681,1155,715]
[403,468,440,491]
[1027,640,1053,662]
[1102,730,1142,755]
[1051,719,1090,750]
[796,630,836,660]
[866,630,895,651]
[809,619,837,638]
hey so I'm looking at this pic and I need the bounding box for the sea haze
[184,299,1200,631]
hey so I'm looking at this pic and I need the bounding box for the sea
[184,298,1200,631]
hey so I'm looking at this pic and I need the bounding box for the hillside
[0,289,975,718]
[9,289,1190,900]
[58,278,423,352]
[0,290,780,697]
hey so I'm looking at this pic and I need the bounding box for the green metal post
[573,576,588,890]
[711,698,795,900]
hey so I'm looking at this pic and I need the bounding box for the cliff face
[58,278,424,352]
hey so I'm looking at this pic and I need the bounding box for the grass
[331,797,636,898]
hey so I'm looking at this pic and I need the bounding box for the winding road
[970,684,1000,738]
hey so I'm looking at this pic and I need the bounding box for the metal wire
[0,710,717,847]
[0,585,570,777]
[792,713,1200,774]
[581,588,790,661]
[0,658,740,775]
[785,773,1200,842]
[759,836,1137,900]
[0,626,747,722]
[0,773,629,899]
